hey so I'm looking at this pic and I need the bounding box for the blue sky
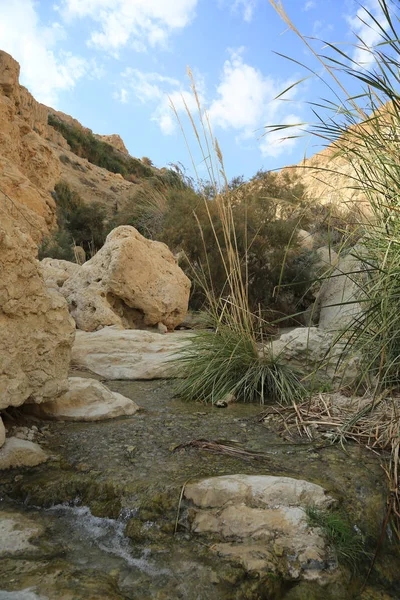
[0,0,386,180]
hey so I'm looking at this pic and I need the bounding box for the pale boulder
[40,258,81,290]
[184,474,337,582]
[270,326,358,387]
[317,253,362,331]
[0,213,76,410]
[29,377,140,421]
[0,438,48,470]
[71,327,193,379]
[61,226,191,332]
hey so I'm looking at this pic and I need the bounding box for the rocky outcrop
[0,51,61,242]
[61,226,191,331]
[0,438,48,470]
[0,50,159,246]
[28,377,140,421]
[71,327,193,379]
[95,133,128,154]
[0,213,75,410]
[184,474,337,582]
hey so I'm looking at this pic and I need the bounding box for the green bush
[160,178,314,319]
[48,114,153,180]
[39,182,108,260]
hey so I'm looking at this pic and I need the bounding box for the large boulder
[317,253,362,331]
[61,226,191,331]
[270,327,358,387]
[28,377,140,421]
[71,327,193,379]
[0,214,75,410]
[184,474,337,582]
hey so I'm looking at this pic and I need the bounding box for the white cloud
[0,0,88,106]
[115,68,201,135]
[303,1,316,11]
[231,0,257,22]
[259,114,303,158]
[60,0,198,52]
[208,49,302,157]
[347,0,387,67]
[117,49,303,158]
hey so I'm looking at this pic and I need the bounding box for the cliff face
[0,50,152,245]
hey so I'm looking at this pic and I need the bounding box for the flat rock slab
[184,474,337,582]
[71,327,193,380]
[0,511,43,555]
[0,438,48,470]
[28,377,140,421]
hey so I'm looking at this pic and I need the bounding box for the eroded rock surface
[71,327,193,379]
[0,511,43,556]
[184,474,336,582]
[61,226,191,331]
[28,377,140,421]
[0,438,48,470]
[0,213,75,410]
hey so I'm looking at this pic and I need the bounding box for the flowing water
[0,379,399,599]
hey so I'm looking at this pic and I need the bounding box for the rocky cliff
[0,50,156,246]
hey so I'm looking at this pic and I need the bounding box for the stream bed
[0,379,399,599]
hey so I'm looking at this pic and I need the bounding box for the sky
[0,0,388,180]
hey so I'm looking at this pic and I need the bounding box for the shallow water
[1,379,399,599]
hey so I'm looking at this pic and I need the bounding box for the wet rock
[184,474,337,582]
[26,377,140,421]
[71,327,193,379]
[0,438,48,470]
[0,511,43,556]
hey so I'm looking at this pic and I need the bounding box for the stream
[0,378,399,599]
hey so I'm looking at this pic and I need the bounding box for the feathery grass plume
[170,75,305,404]
[269,0,400,537]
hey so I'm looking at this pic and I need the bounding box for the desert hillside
[0,50,162,244]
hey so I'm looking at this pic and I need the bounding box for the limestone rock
[297,229,314,251]
[0,418,5,448]
[61,226,191,331]
[184,474,337,582]
[270,327,358,387]
[71,327,193,379]
[317,253,362,331]
[0,511,43,555]
[40,258,81,290]
[0,213,76,410]
[95,133,129,154]
[28,377,140,421]
[0,438,48,470]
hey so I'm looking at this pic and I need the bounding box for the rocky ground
[0,377,399,600]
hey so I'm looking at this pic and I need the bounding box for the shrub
[176,312,306,405]
[40,182,108,260]
[161,178,314,318]
[306,506,365,569]
[48,115,153,180]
